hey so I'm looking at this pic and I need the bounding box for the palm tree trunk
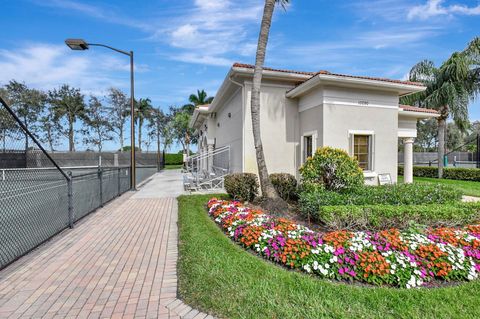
[437,117,446,178]
[250,0,278,199]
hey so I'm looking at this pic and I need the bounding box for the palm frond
[408,60,437,83]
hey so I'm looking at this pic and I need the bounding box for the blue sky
[1,0,479,151]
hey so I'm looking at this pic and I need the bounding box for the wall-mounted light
[217,122,220,127]
[228,112,231,118]
[204,124,208,130]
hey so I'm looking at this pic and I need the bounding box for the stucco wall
[211,87,243,173]
[321,86,399,184]
[243,83,299,176]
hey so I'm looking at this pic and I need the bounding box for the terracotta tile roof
[232,63,315,76]
[399,104,438,114]
[232,62,425,87]
[315,71,425,87]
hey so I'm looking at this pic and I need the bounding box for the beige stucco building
[190,63,439,185]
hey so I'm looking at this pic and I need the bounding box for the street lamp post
[65,39,137,190]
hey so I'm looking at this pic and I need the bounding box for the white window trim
[348,130,375,173]
[301,130,317,163]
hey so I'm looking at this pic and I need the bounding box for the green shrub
[299,147,364,192]
[269,173,297,201]
[307,203,480,231]
[398,165,480,181]
[299,183,462,217]
[165,153,183,165]
[443,167,480,181]
[224,173,258,202]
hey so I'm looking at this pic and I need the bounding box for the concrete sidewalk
[0,170,211,319]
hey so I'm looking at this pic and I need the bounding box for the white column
[403,137,414,184]
[207,143,214,174]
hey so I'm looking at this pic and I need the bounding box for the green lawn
[178,194,480,319]
[399,175,480,197]
[164,164,183,170]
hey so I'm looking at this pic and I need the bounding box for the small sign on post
[378,173,392,185]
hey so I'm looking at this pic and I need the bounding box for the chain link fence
[0,96,162,269]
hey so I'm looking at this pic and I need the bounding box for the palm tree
[182,89,214,114]
[250,0,289,200]
[136,98,153,152]
[189,89,214,106]
[401,37,480,177]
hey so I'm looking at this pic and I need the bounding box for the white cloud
[160,0,263,66]
[32,0,151,31]
[408,0,480,20]
[34,0,264,67]
[0,43,143,93]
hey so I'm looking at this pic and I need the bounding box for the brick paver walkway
[0,171,212,319]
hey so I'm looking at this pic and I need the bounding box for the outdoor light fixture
[65,39,89,50]
[65,38,137,190]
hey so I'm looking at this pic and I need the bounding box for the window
[304,135,313,161]
[353,135,371,170]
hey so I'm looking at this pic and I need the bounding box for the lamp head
[65,39,89,50]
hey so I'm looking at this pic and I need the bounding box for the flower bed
[207,198,480,288]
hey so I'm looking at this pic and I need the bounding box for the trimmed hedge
[270,173,297,201]
[306,203,480,231]
[399,165,480,181]
[299,184,462,215]
[165,153,183,165]
[224,173,258,202]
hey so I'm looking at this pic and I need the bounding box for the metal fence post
[67,171,73,228]
[99,167,103,207]
[117,167,121,196]
[477,134,480,169]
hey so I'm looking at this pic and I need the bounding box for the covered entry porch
[398,105,440,183]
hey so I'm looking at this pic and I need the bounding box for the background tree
[5,81,46,149]
[48,85,86,152]
[147,107,171,154]
[414,119,438,152]
[183,89,214,113]
[135,98,153,152]
[446,122,466,152]
[170,109,193,155]
[107,88,129,152]
[82,96,113,152]
[39,105,62,152]
[0,88,19,152]
[401,39,479,177]
[250,0,289,202]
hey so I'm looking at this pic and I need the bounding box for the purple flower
[334,247,345,255]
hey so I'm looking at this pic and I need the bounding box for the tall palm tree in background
[182,89,214,114]
[401,37,480,178]
[250,0,289,200]
[136,98,153,152]
[189,89,214,106]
